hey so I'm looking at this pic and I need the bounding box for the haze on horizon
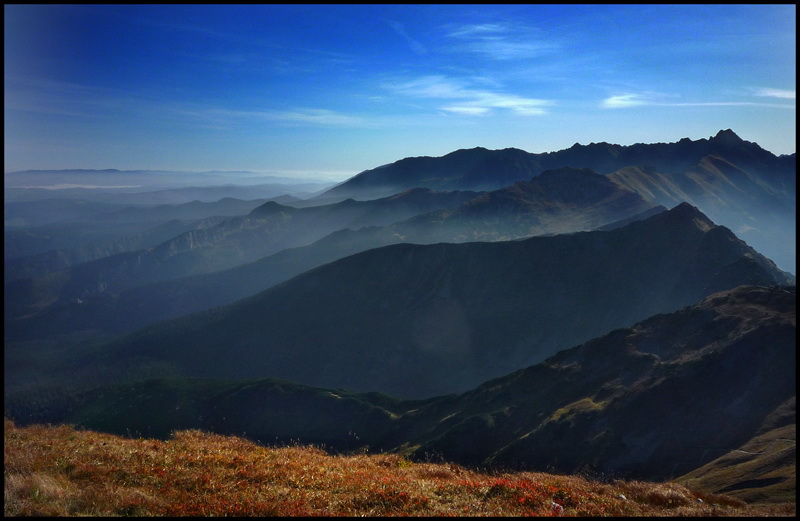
[4,4,796,180]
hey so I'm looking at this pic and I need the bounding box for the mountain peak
[671,201,701,214]
[249,200,295,216]
[664,202,716,231]
[710,128,744,145]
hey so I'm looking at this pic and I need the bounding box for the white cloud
[264,108,369,127]
[198,107,375,128]
[753,87,796,99]
[444,21,557,60]
[389,75,470,99]
[386,75,551,116]
[600,94,650,109]
[601,90,795,110]
[441,106,491,116]
[446,23,511,38]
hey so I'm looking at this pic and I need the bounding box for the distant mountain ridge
[48,204,793,400]
[321,129,794,200]
[4,168,653,341]
[320,130,796,272]
[397,167,653,242]
[3,188,479,325]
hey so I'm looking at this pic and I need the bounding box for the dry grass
[4,418,794,517]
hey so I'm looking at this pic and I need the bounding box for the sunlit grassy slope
[4,419,794,517]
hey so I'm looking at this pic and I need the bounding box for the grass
[4,418,794,517]
[549,397,607,422]
[677,422,796,504]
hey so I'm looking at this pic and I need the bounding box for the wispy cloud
[185,107,377,128]
[386,75,552,116]
[389,21,427,55]
[4,75,121,118]
[444,21,557,60]
[260,108,373,127]
[600,94,650,109]
[601,90,795,109]
[440,106,491,116]
[752,87,795,99]
[6,75,376,132]
[137,16,359,74]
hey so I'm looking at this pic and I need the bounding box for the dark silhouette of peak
[711,128,745,145]
[668,201,708,220]
[249,200,296,216]
[623,203,718,238]
[444,146,489,156]
[318,129,790,206]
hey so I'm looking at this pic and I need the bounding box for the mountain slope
[676,397,795,503]
[4,188,479,321]
[319,129,796,272]
[391,284,796,482]
[609,154,796,273]
[392,167,653,242]
[6,285,794,504]
[4,169,652,340]
[319,147,542,201]
[52,204,793,399]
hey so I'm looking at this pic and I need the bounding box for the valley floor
[4,419,794,517]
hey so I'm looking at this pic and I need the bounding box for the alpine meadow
[4,4,796,517]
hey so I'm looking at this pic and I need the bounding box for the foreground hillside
[4,419,793,517]
[6,285,795,506]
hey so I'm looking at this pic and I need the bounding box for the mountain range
[4,168,654,339]
[321,129,795,273]
[322,129,793,200]
[4,129,795,505]
[3,188,479,324]
[14,203,790,400]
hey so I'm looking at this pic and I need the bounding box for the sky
[4,4,796,181]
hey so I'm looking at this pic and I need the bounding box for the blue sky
[4,4,796,180]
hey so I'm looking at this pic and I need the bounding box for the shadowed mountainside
[3,188,479,322]
[390,166,654,243]
[4,168,653,340]
[676,397,795,504]
[14,204,791,400]
[320,129,795,272]
[6,285,794,504]
[608,153,795,273]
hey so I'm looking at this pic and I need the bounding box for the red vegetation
[4,419,793,517]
